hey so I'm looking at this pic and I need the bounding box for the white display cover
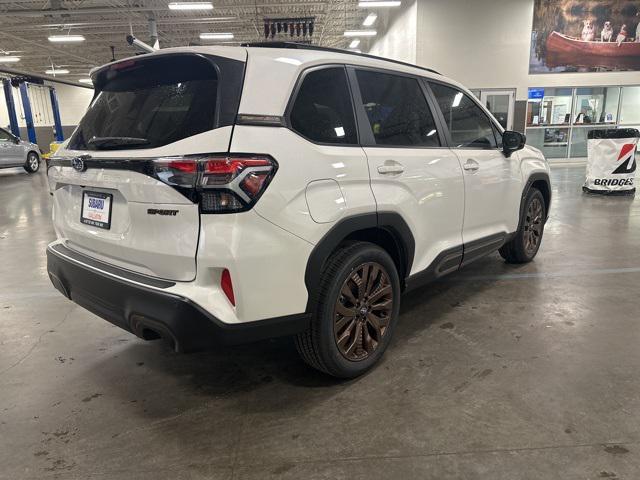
[585,137,638,192]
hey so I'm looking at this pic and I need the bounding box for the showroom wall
[46,81,93,126]
[368,0,417,64]
[370,0,640,100]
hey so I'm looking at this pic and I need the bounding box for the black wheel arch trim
[303,212,415,311]
[519,172,551,229]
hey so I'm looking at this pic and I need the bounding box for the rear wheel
[499,187,546,263]
[295,242,401,378]
[24,152,40,174]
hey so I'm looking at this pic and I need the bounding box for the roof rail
[241,41,441,76]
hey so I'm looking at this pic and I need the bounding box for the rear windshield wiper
[87,136,150,149]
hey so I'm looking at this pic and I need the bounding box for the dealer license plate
[81,191,113,230]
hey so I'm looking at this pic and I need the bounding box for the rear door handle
[463,159,479,172]
[377,164,404,175]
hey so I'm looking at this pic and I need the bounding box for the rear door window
[69,54,242,151]
[355,70,440,147]
[289,67,357,145]
[429,83,498,148]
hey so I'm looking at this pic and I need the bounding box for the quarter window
[356,70,440,147]
[290,67,357,145]
[430,83,498,148]
[0,129,12,142]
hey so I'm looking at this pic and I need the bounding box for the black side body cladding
[308,172,551,297]
[303,212,415,311]
[520,172,552,225]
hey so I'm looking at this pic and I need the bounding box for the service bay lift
[1,72,67,147]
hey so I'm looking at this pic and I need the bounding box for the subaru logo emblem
[71,157,87,172]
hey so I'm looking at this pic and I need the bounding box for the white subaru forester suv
[47,43,551,378]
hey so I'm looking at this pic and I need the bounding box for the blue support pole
[49,87,64,142]
[2,79,20,137]
[18,82,37,144]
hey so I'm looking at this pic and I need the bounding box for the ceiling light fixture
[363,13,378,26]
[344,30,376,37]
[48,34,85,43]
[45,68,70,75]
[168,2,214,10]
[349,39,361,48]
[358,1,401,7]
[199,32,234,40]
[0,56,21,63]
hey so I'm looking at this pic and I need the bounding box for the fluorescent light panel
[48,34,85,43]
[199,32,234,40]
[349,39,360,48]
[344,30,376,37]
[363,13,378,26]
[358,0,401,6]
[169,2,213,10]
[45,68,69,75]
[0,56,20,63]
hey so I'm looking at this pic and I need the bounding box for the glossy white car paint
[47,44,550,333]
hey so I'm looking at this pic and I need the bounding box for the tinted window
[69,56,220,151]
[356,70,440,147]
[290,67,357,145]
[0,129,12,142]
[430,83,497,148]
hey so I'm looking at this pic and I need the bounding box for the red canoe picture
[547,31,640,58]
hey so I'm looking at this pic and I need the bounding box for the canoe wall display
[530,0,640,73]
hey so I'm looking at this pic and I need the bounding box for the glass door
[480,90,515,130]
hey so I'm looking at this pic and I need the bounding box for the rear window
[69,54,242,151]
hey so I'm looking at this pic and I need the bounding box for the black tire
[24,152,40,174]
[499,187,546,264]
[295,242,401,378]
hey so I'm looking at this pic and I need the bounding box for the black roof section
[241,41,441,76]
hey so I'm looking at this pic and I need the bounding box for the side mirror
[13,136,20,144]
[502,130,526,158]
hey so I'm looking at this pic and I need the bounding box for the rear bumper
[46,244,311,352]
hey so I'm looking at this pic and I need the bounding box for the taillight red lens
[221,269,235,306]
[153,154,277,214]
[168,160,198,173]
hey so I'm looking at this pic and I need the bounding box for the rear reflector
[221,269,235,306]
[152,154,277,213]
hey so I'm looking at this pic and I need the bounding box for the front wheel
[295,242,401,378]
[24,152,40,174]
[499,187,546,263]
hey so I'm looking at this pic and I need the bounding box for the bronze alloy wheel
[523,197,544,256]
[333,262,394,361]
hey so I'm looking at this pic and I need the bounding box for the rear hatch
[48,49,246,281]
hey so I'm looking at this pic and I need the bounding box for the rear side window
[356,70,440,147]
[0,129,12,142]
[69,55,241,151]
[290,67,357,145]
[429,83,498,149]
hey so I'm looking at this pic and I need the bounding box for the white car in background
[46,43,551,378]
[0,127,41,173]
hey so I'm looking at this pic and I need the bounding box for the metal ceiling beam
[0,30,97,65]
[0,66,93,89]
[2,3,328,16]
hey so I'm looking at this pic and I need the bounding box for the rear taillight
[152,154,277,213]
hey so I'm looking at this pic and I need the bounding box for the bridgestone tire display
[583,128,639,196]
